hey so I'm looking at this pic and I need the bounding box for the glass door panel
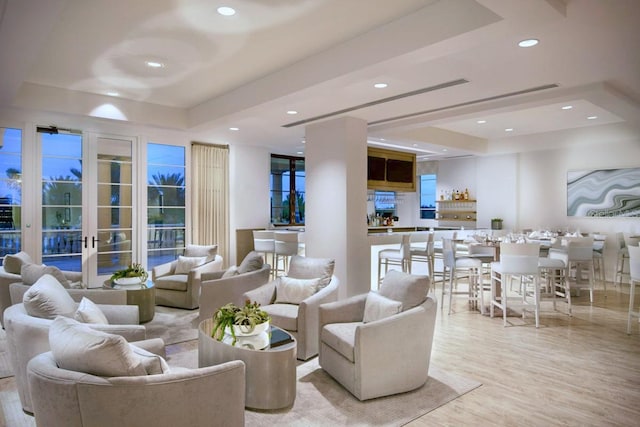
[0,128,22,257]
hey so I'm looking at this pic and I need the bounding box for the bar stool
[539,252,570,315]
[253,230,275,270]
[377,234,411,288]
[627,244,640,334]
[615,232,629,288]
[560,236,596,303]
[441,238,481,314]
[409,232,434,276]
[273,231,299,278]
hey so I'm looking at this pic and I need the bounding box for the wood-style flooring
[1,280,639,426]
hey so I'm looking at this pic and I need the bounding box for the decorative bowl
[114,277,145,285]
[225,321,270,337]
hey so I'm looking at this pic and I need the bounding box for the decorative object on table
[211,300,270,344]
[110,263,148,285]
[491,218,503,230]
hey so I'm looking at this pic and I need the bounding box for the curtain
[191,142,229,264]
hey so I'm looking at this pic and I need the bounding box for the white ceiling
[1,0,639,159]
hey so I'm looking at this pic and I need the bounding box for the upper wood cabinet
[367,147,416,191]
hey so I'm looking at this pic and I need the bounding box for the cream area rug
[144,305,200,345]
[167,343,482,427]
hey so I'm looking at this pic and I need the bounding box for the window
[419,174,437,219]
[270,155,305,225]
[0,128,22,258]
[147,143,186,268]
[374,191,396,218]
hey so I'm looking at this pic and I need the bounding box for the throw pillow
[275,276,321,304]
[363,291,403,323]
[222,265,239,278]
[2,251,34,274]
[174,256,207,274]
[23,274,77,319]
[379,270,429,311]
[49,316,147,377]
[74,297,109,324]
[237,251,264,274]
[21,263,71,287]
[287,256,335,288]
[184,244,218,262]
[129,344,170,375]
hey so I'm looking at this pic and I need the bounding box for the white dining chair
[409,232,434,277]
[377,234,411,288]
[627,244,640,335]
[441,238,482,314]
[273,231,299,278]
[615,232,629,288]
[253,230,275,270]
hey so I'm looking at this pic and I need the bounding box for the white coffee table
[198,318,297,410]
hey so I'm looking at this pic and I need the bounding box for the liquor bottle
[464,188,469,200]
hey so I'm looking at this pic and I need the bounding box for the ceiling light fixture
[562,105,573,110]
[229,127,239,131]
[587,116,598,120]
[217,6,236,16]
[477,120,486,124]
[368,140,435,154]
[518,38,539,48]
[505,128,514,132]
[297,151,303,155]
[145,61,164,68]
[287,110,298,115]
[374,83,388,89]
[106,91,119,97]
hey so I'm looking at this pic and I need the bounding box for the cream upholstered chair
[441,238,482,314]
[319,270,437,401]
[3,276,147,413]
[627,244,640,335]
[377,233,412,286]
[243,256,338,360]
[490,242,542,328]
[198,251,271,324]
[152,244,223,309]
[26,316,245,427]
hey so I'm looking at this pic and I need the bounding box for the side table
[103,280,155,323]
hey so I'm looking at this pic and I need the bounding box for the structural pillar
[304,117,369,298]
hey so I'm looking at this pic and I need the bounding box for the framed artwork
[567,167,640,217]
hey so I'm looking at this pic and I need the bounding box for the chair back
[629,244,640,281]
[564,237,594,262]
[625,235,640,248]
[399,234,411,260]
[442,238,456,268]
[499,242,540,275]
[274,231,299,256]
[253,230,275,252]
[617,232,626,250]
[468,243,495,257]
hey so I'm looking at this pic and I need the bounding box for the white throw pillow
[174,256,207,274]
[21,263,71,287]
[275,276,321,304]
[23,274,77,319]
[129,344,170,375]
[74,297,109,324]
[222,265,239,278]
[363,291,403,323]
[49,316,147,377]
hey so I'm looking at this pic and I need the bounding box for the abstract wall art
[567,167,640,217]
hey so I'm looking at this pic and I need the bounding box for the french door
[39,130,137,286]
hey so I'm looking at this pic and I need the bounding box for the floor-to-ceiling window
[419,174,437,219]
[147,143,186,268]
[0,128,22,258]
[270,154,305,225]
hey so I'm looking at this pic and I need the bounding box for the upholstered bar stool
[273,231,299,277]
[615,232,630,288]
[252,230,275,271]
[441,238,481,314]
[378,234,412,288]
[410,232,434,276]
[627,244,640,334]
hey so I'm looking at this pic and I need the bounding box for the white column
[305,117,369,298]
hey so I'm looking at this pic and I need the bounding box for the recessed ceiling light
[587,116,598,120]
[217,6,236,16]
[518,38,539,48]
[301,139,306,144]
[562,105,573,110]
[477,120,486,124]
[287,110,298,115]
[442,149,448,152]
[106,91,119,97]
[505,128,514,132]
[374,83,388,89]
[229,127,239,131]
[412,144,418,147]
[297,151,303,155]
[145,61,164,68]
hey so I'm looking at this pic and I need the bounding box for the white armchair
[319,270,437,400]
[152,244,223,309]
[243,256,338,360]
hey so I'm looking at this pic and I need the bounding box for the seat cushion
[23,274,77,319]
[174,256,207,274]
[154,274,189,291]
[184,244,218,262]
[2,251,34,274]
[275,276,321,304]
[379,270,429,311]
[74,297,109,324]
[321,322,360,363]
[262,304,299,331]
[237,251,264,274]
[363,292,402,323]
[287,256,335,288]
[21,262,71,287]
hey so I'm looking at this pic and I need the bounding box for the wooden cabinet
[367,148,416,191]
[436,200,477,226]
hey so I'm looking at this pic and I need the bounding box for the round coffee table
[198,318,297,410]
[103,280,155,323]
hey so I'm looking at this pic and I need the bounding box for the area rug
[166,343,482,427]
[144,306,199,345]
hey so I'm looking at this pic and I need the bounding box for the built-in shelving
[436,200,477,226]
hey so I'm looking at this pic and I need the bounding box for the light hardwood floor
[2,281,639,426]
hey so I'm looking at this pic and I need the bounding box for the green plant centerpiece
[491,218,503,230]
[110,263,149,284]
[211,300,271,344]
